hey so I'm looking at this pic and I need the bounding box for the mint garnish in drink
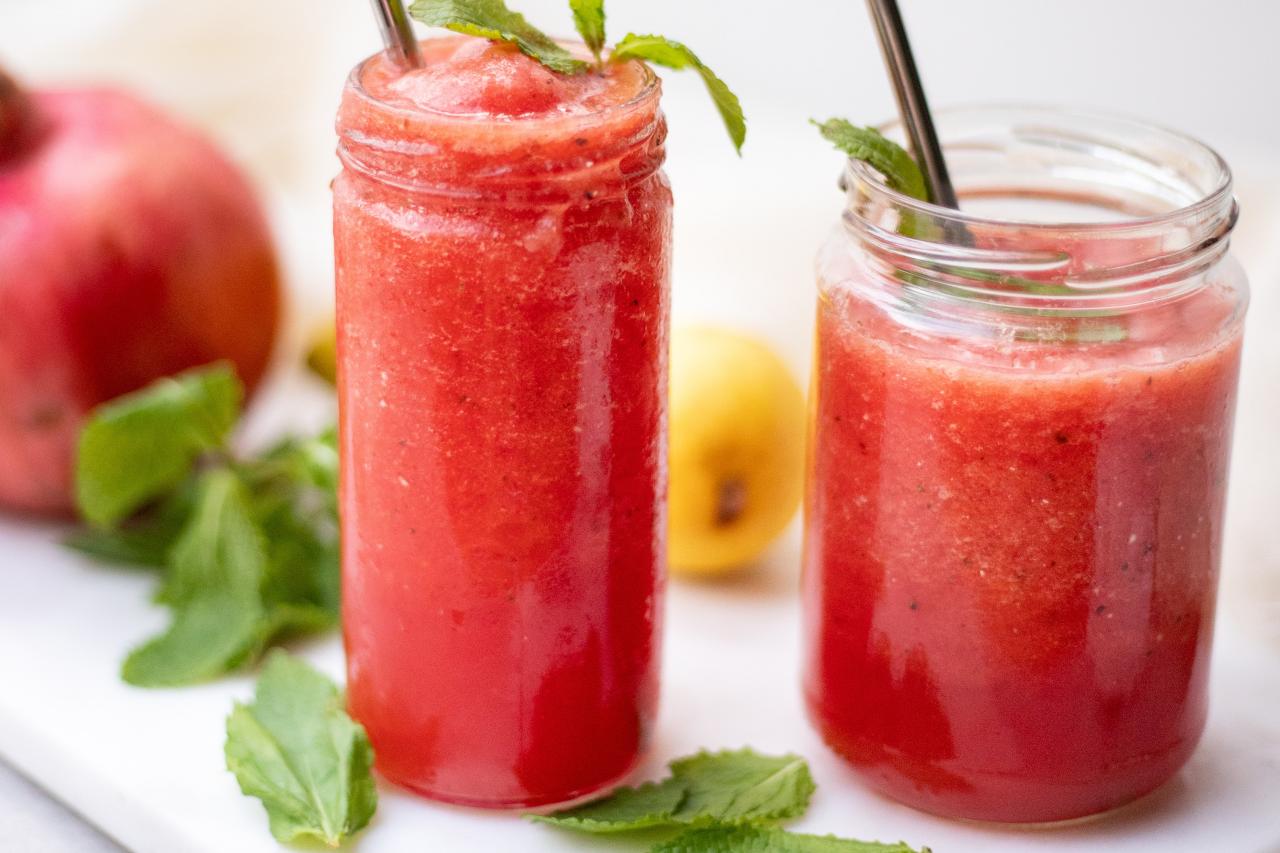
[812,118,927,202]
[409,0,746,152]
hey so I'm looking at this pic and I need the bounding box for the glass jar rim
[847,103,1235,236]
[838,104,1240,315]
[337,37,666,201]
[345,37,663,132]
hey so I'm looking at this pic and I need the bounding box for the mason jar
[802,106,1247,823]
[333,36,670,808]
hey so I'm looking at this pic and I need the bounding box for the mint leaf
[532,779,687,832]
[63,481,195,568]
[669,749,814,826]
[612,34,745,154]
[75,363,240,528]
[409,0,587,74]
[535,748,814,832]
[244,431,341,621]
[811,119,927,202]
[652,826,930,853]
[63,525,174,568]
[65,361,343,686]
[153,470,265,607]
[121,446,342,687]
[123,470,267,686]
[122,591,264,687]
[569,0,606,62]
[225,651,377,847]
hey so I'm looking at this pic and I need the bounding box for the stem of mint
[815,117,1128,342]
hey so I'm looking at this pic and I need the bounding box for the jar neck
[842,106,1238,321]
[336,54,666,205]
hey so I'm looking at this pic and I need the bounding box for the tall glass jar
[802,107,1247,824]
[333,37,670,808]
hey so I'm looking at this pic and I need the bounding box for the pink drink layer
[334,38,670,808]
[804,236,1244,822]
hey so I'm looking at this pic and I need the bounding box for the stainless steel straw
[865,0,958,209]
[370,0,424,69]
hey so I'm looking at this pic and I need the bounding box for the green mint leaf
[225,651,377,847]
[65,477,196,567]
[569,0,606,61]
[123,470,267,686]
[154,469,265,607]
[122,440,342,687]
[668,749,815,826]
[258,601,337,639]
[64,525,173,568]
[244,431,341,621]
[75,363,241,529]
[409,0,587,74]
[258,512,340,624]
[651,826,931,853]
[122,590,265,687]
[531,779,687,832]
[612,33,745,154]
[63,481,195,568]
[811,118,928,202]
[534,748,814,832]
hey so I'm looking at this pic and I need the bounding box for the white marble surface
[1,514,1279,853]
[0,760,120,852]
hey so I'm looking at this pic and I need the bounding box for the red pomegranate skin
[0,85,280,515]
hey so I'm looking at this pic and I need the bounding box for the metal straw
[865,0,959,209]
[370,0,423,70]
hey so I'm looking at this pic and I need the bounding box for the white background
[5,0,1280,167]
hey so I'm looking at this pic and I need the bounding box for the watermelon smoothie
[333,37,670,807]
[802,109,1248,823]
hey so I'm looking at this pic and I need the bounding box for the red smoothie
[333,38,670,807]
[803,114,1247,823]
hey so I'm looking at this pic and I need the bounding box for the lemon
[668,326,806,576]
[306,317,337,385]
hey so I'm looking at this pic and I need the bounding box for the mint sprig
[534,748,814,833]
[815,116,1131,341]
[531,747,926,851]
[225,651,377,847]
[409,0,586,73]
[75,363,240,529]
[613,34,746,153]
[569,0,606,62]
[68,364,341,686]
[652,826,930,853]
[408,0,746,152]
[812,119,927,202]
[123,469,270,685]
[64,482,195,568]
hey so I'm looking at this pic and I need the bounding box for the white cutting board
[0,377,1278,853]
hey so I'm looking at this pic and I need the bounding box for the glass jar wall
[802,106,1247,824]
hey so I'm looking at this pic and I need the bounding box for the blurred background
[2,0,1277,621]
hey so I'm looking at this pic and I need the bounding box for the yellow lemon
[306,317,337,385]
[668,325,806,576]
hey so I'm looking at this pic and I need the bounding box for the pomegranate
[0,69,280,515]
